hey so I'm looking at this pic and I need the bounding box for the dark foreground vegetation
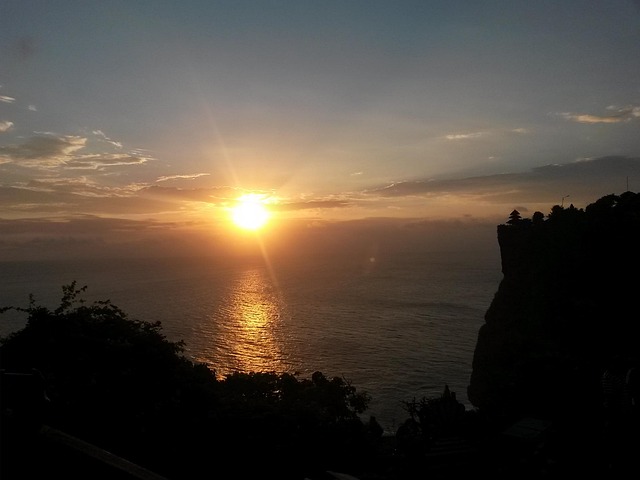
[2,282,477,479]
[2,192,640,479]
[1,283,376,479]
[0,284,515,480]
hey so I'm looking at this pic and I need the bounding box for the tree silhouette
[0,282,373,479]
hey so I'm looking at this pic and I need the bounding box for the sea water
[0,249,502,433]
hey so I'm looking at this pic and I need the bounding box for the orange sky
[1,1,639,260]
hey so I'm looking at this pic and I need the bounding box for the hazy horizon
[0,214,502,263]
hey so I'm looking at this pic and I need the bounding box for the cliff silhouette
[469,191,640,422]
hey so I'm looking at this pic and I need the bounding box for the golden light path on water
[207,265,289,376]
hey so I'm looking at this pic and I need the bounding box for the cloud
[364,156,640,207]
[559,105,640,124]
[0,133,151,170]
[156,173,211,182]
[0,182,208,217]
[0,95,16,104]
[0,170,228,218]
[445,131,486,140]
[0,121,14,132]
[445,128,527,141]
[65,153,148,170]
[92,130,123,148]
[561,114,621,124]
[2,177,135,203]
[0,134,86,166]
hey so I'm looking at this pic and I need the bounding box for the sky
[1,0,640,260]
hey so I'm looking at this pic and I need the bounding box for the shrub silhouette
[0,282,373,479]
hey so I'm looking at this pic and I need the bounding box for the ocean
[0,248,503,434]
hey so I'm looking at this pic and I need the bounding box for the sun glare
[231,194,270,231]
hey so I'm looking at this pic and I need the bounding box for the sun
[231,194,270,231]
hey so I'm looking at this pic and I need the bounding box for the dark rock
[468,192,640,423]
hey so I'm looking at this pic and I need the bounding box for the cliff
[468,192,640,422]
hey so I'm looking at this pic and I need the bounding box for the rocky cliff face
[468,192,640,421]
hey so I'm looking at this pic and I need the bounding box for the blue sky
[1,1,640,258]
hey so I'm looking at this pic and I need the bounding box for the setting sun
[231,194,270,231]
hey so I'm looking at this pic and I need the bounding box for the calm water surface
[0,250,502,433]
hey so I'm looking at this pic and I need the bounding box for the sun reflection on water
[222,267,287,374]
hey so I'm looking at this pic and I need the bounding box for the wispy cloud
[445,131,486,140]
[0,133,151,170]
[446,128,527,141]
[13,177,111,197]
[0,181,208,217]
[0,134,86,167]
[92,130,123,148]
[559,105,640,124]
[65,153,149,170]
[156,173,211,182]
[0,121,14,132]
[0,95,16,104]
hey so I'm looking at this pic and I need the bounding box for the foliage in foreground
[0,282,376,479]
